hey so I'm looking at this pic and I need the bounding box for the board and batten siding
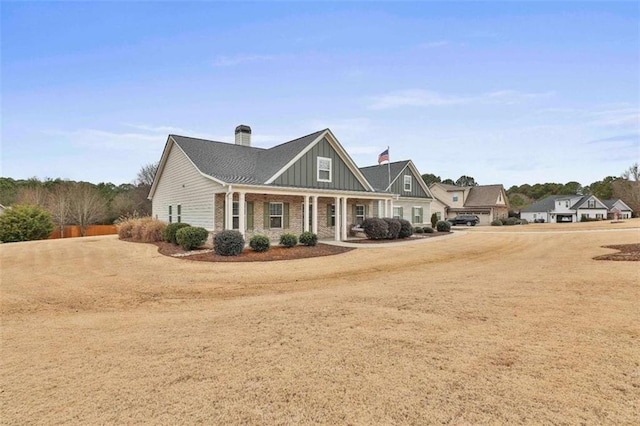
[271,138,367,192]
[152,142,222,230]
[389,167,429,198]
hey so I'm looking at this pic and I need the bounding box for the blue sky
[2,1,638,188]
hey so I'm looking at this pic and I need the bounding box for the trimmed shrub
[504,217,520,226]
[430,213,438,228]
[0,204,54,243]
[362,217,388,240]
[436,220,451,232]
[249,234,270,252]
[279,233,298,248]
[414,226,424,234]
[491,219,503,226]
[519,218,529,225]
[299,231,318,246]
[176,226,209,251]
[214,230,244,256]
[423,226,435,234]
[383,218,401,239]
[398,219,414,239]
[163,222,191,244]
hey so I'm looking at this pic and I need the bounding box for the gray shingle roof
[359,160,410,192]
[522,195,574,212]
[602,199,631,211]
[170,130,325,185]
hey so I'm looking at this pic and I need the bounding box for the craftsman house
[149,125,433,241]
[359,161,434,226]
[521,194,631,223]
[429,183,509,225]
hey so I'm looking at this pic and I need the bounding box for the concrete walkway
[322,231,465,248]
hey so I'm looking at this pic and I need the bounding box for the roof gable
[602,199,632,211]
[572,195,607,210]
[360,160,432,198]
[464,185,509,208]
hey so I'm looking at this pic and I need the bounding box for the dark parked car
[447,215,480,226]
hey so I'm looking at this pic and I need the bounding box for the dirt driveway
[1,221,639,424]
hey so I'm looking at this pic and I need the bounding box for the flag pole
[387,146,391,191]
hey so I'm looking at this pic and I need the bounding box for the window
[232,202,239,229]
[404,175,412,192]
[355,205,365,225]
[269,202,283,229]
[453,193,459,202]
[329,204,335,226]
[393,207,402,220]
[412,207,422,224]
[596,213,603,219]
[436,212,441,220]
[588,199,595,208]
[565,201,569,208]
[177,204,181,223]
[168,205,172,223]
[317,157,332,182]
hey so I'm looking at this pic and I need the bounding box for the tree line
[422,163,639,214]
[0,163,158,236]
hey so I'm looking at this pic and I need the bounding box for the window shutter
[327,204,332,227]
[246,202,254,230]
[419,207,423,223]
[283,203,290,228]
[263,202,270,230]
[399,207,403,219]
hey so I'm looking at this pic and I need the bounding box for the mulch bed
[154,241,353,262]
[593,244,640,261]
[346,231,451,244]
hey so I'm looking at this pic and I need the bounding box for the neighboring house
[520,194,610,223]
[429,183,509,225]
[149,125,432,241]
[602,199,633,219]
[359,160,433,226]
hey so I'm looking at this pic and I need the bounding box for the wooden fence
[49,225,118,239]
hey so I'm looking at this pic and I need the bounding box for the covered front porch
[214,186,395,241]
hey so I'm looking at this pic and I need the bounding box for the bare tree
[47,183,71,238]
[136,162,159,187]
[68,183,106,236]
[16,186,48,207]
[622,162,639,181]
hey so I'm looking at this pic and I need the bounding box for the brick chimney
[235,125,251,147]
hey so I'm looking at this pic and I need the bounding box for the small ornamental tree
[430,213,438,228]
[0,204,54,242]
[362,217,388,240]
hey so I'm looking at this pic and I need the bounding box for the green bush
[491,219,503,226]
[0,204,54,243]
[398,219,414,239]
[249,234,270,252]
[520,218,529,225]
[163,222,191,244]
[414,227,424,234]
[176,226,209,251]
[299,231,318,246]
[214,230,245,256]
[436,220,451,232]
[362,217,388,240]
[383,218,401,239]
[430,213,438,228]
[279,233,298,248]
[423,227,435,233]
[504,217,520,226]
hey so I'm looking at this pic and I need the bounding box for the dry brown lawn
[1,220,639,424]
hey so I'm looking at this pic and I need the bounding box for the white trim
[317,156,332,182]
[218,183,393,200]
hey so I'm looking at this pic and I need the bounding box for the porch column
[238,192,245,237]
[389,199,394,217]
[225,191,234,230]
[334,196,341,241]
[312,196,318,235]
[341,197,348,240]
[303,195,310,232]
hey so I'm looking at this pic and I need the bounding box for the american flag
[378,148,389,164]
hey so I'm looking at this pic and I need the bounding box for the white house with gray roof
[149,125,433,241]
[521,194,611,223]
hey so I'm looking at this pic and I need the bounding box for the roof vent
[235,125,251,147]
